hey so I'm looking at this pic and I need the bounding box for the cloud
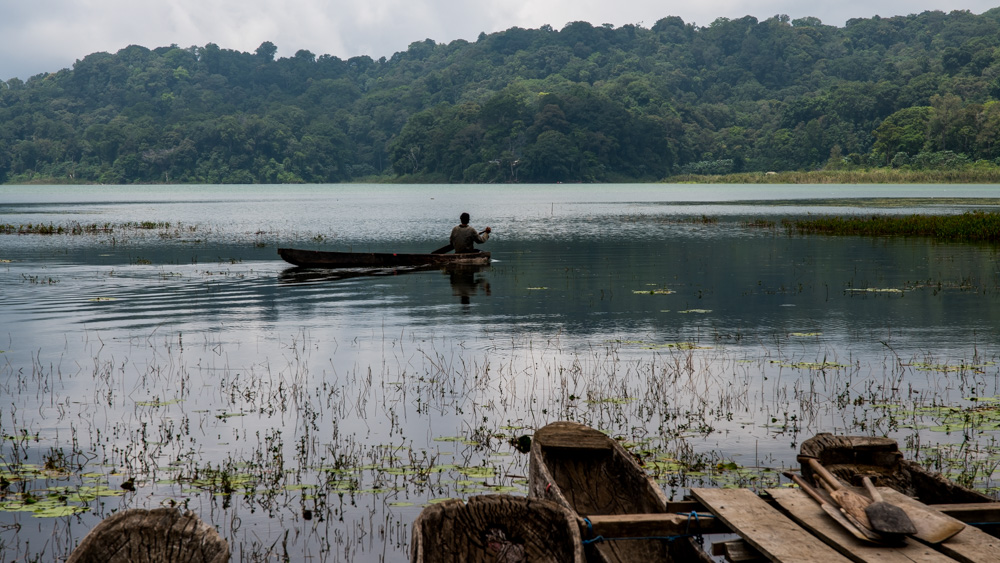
[2,0,997,81]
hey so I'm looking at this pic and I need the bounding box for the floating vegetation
[644,342,711,350]
[135,398,182,407]
[845,287,903,293]
[789,332,822,337]
[909,361,995,373]
[769,360,849,370]
[678,309,712,314]
[433,436,480,446]
[633,288,675,295]
[584,396,637,405]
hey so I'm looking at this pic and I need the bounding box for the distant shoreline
[7,168,1000,186]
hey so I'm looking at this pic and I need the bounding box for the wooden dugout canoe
[798,433,1000,540]
[798,433,996,506]
[278,247,490,268]
[410,494,585,563]
[529,421,715,563]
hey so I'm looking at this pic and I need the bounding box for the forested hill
[3,9,1000,184]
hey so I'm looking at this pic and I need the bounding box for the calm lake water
[2,184,1000,561]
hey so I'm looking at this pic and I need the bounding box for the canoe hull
[529,421,713,563]
[277,247,490,268]
[410,494,585,563]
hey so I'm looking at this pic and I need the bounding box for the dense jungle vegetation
[4,9,1000,184]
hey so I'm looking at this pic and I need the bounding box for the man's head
[460,212,470,225]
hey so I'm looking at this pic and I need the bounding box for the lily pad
[634,288,675,295]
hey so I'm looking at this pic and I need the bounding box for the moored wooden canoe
[278,247,491,268]
[410,494,585,563]
[529,421,715,562]
[798,433,995,506]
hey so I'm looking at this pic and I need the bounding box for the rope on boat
[580,512,715,546]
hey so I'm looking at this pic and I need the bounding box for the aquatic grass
[2,327,1000,561]
[785,211,1000,242]
[666,168,1000,184]
[1,221,170,235]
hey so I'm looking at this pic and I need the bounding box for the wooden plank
[880,489,1000,563]
[692,488,851,563]
[768,488,957,563]
[581,512,729,538]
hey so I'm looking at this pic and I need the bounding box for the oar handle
[861,476,883,502]
[808,458,844,491]
[784,472,827,505]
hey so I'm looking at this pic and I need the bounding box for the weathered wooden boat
[798,433,995,505]
[67,508,228,563]
[410,494,585,563]
[529,421,716,563]
[798,433,1000,538]
[278,247,490,268]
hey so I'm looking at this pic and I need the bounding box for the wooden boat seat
[533,432,613,450]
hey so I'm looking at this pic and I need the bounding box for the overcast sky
[2,1,997,81]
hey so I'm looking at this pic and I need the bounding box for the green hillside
[3,9,1000,183]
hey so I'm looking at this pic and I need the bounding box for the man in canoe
[450,212,491,253]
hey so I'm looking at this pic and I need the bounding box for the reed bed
[0,221,172,235]
[667,168,1000,184]
[785,211,1000,242]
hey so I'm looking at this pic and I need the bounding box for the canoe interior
[277,247,490,268]
[529,421,713,563]
[798,433,996,505]
[410,494,584,563]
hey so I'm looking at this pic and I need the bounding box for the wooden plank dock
[690,487,1000,563]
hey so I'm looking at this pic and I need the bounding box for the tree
[255,42,278,62]
[872,106,932,162]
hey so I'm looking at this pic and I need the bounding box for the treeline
[3,9,1000,184]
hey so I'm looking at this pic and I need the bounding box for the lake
[2,183,1000,561]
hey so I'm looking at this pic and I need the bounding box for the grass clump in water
[785,211,1000,242]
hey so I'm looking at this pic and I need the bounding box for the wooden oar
[807,459,879,539]
[862,476,917,535]
[812,472,884,542]
[784,472,877,543]
[430,242,454,254]
[431,229,489,254]
[878,488,967,544]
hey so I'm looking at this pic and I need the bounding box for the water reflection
[444,264,491,305]
[278,264,440,283]
[278,263,493,306]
